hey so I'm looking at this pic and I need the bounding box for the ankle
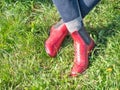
[78,26,91,45]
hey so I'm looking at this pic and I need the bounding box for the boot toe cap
[45,43,57,57]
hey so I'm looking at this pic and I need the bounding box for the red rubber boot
[70,27,95,77]
[45,20,68,57]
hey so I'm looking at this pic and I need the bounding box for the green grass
[0,0,120,90]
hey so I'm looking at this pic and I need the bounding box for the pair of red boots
[45,20,95,77]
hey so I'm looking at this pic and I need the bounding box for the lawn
[0,0,120,90]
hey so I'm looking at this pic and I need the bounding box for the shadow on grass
[87,15,119,66]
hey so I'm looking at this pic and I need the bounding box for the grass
[0,0,120,89]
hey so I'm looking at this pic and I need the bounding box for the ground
[0,0,120,89]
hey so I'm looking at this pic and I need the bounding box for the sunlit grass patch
[0,0,120,89]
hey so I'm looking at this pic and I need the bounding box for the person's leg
[52,0,95,76]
